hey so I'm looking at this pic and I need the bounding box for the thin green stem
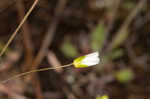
[1,63,73,84]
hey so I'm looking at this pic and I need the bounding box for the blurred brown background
[0,0,150,99]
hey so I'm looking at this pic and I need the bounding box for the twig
[47,51,63,73]
[26,1,77,98]
[100,0,121,55]
[108,0,146,51]
[16,0,34,69]
[0,0,38,57]
[24,1,69,94]
[47,51,78,99]
[29,0,68,72]
[33,76,44,99]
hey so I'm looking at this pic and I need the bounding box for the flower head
[96,94,109,99]
[73,52,100,68]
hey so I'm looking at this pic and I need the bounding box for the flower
[73,52,100,68]
[96,94,109,99]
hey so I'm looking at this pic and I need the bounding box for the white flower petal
[82,58,100,66]
[73,51,100,68]
[86,51,99,57]
[81,52,100,66]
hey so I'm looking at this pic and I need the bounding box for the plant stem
[1,63,73,84]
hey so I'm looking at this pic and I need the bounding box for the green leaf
[92,22,106,51]
[115,68,134,83]
[123,1,135,10]
[61,38,78,58]
[111,29,129,50]
[102,48,124,62]
[111,48,124,59]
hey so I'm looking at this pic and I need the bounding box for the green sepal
[73,56,88,68]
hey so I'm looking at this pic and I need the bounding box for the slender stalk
[1,63,73,84]
[0,0,39,57]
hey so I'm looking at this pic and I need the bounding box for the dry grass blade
[0,0,39,57]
